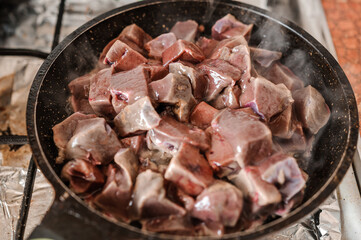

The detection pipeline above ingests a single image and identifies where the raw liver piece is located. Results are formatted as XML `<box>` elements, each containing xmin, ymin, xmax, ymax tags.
<box><xmin>274</xmin><ymin>120</ymin><xmax>308</xmax><ymax>154</ymax></box>
<box><xmin>88</xmin><ymin>68</ymin><xmax>116</xmax><ymax>118</ymax></box>
<box><xmin>118</xmin><ymin>24</ymin><xmax>152</xmax><ymax>50</ymax></box>
<box><xmin>228</xmin><ymin>167</ymin><xmax>281</xmax><ymax>214</ymax></box>
<box><xmin>103</xmin><ymin>40</ymin><xmax>147</xmax><ymax>72</ymax></box>
<box><xmin>194</xmin><ymin>222</ymin><xmax>224</xmax><ymax>237</ymax></box>
<box><xmin>120</xmin><ymin>135</ymin><xmax>144</xmax><ymax>155</ymax></box>
<box><xmin>240</xmin><ymin>76</ymin><xmax>294</xmax><ymax>121</ymax></box>
<box><xmin>293</xmin><ymin>85</ymin><xmax>330</xmax><ymax>134</ymax></box>
<box><xmin>209</xmin><ymin>36</ymin><xmax>248</xmax><ymax>59</ymax></box>
<box><xmin>93</xmin><ymin>164</ymin><xmax>133</xmax><ymax>222</ymax></box>
<box><xmin>147</xmin><ymin>115</ymin><xmax>210</xmax><ymax>154</ymax></box>
<box><xmin>216</xmin><ymin>44</ymin><xmax>251</xmax><ymax>82</ymax></box>
<box><xmin>258</xmin><ymin>153</ymin><xmax>306</xmax><ymax>202</ymax></box>
<box><xmin>52</xmin><ymin>112</ymin><xmax>96</xmax><ymax>163</ymax></box>
<box><xmin>261</xmin><ymin>63</ymin><xmax>304</xmax><ymax>91</ymax></box>
<box><xmin>110</xmin><ymin>65</ymin><xmax>149</xmax><ymax>114</ymax></box>
<box><xmin>140</xmin><ymin>60</ymin><xmax>168</xmax><ymax>81</ymax></box>
<box><xmin>250</xmin><ymin>47</ymin><xmax>282</xmax><ymax>68</ymax></box>
<box><xmin>211</xmin><ymin>108</ymin><xmax>273</xmax><ymax>167</ymax></box>
<box><xmin>132</xmin><ymin>169</ymin><xmax>186</xmax><ymax>219</ymax></box>
<box><xmin>142</xmin><ymin>215</ymin><xmax>193</xmax><ymax>235</ymax></box>
<box><xmin>191</xmin><ymin>180</ymin><xmax>243</xmax><ymax>227</ymax></box>
<box><xmin>65</xmin><ymin>118</ymin><xmax>122</xmax><ymax>165</ymax></box>
<box><xmin>197</xmin><ymin>59</ymin><xmax>242</xmax><ymax>101</ymax></box>
<box><xmin>114</xmin><ymin>97</ymin><xmax>161</xmax><ymax>137</ymax></box>
<box><xmin>149</xmin><ymin>73</ymin><xmax>196</xmax><ymax>122</ymax></box>
<box><xmin>171</xmin><ymin>20</ymin><xmax>199</xmax><ymax>43</ymax></box>
<box><xmin>162</xmin><ymin>39</ymin><xmax>205</xmax><ymax>66</ymax></box>
<box><xmin>164</xmin><ymin>143</ymin><xmax>214</xmax><ymax>196</ymax></box>
<box><xmin>196</xmin><ymin>37</ymin><xmax>219</xmax><ymax>58</ymax></box>
<box><xmin>61</xmin><ymin>159</ymin><xmax>104</xmax><ymax>194</ymax></box>
<box><xmin>99</xmin><ymin>24</ymin><xmax>151</xmax><ymax>61</ymax></box>
<box><xmin>205</xmin><ymin>128</ymin><xmax>240</xmax><ymax>178</ymax></box>
<box><xmin>68</xmin><ymin>73</ymin><xmax>94</xmax><ymax>113</ymax></box>
<box><xmin>145</xmin><ymin>32</ymin><xmax>177</xmax><ymax>59</ymax></box>
<box><xmin>190</xmin><ymin>101</ymin><xmax>219</xmax><ymax>129</ymax></box>
<box><xmin>212</xmin><ymin>14</ymin><xmax>253</xmax><ymax>41</ymax></box>
<box><xmin>114</xmin><ymin>148</ymin><xmax>139</xmax><ymax>183</ymax></box>
<box><xmin>210</xmin><ymin>85</ymin><xmax>242</xmax><ymax>109</ymax></box>
<box><xmin>268</xmin><ymin>104</ymin><xmax>296</xmax><ymax>139</ymax></box>
<box><xmin>169</xmin><ymin>61</ymin><xmax>207</xmax><ymax>100</ymax></box>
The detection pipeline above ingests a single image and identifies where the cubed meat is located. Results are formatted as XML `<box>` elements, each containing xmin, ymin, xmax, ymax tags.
<box><xmin>93</xmin><ymin>164</ymin><xmax>133</xmax><ymax>222</ymax></box>
<box><xmin>162</xmin><ymin>39</ymin><xmax>205</xmax><ymax>66</ymax></box>
<box><xmin>261</xmin><ymin>63</ymin><xmax>304</xmax><ymax>91</ymax></box>
<box><xmin>274</xmin><ymin>120</ymin><xmax>308</xmax><ymax>154</ymax></box>
<box><xmin>268</xmin><ymin>104</ymin><xmax>296</xmax><ymax>139</ymax></box>
<box><xmin>88</xmin><ymin>68</ymin><xmax>116</xmax><ymax>118</ymax></box>
<box><xmin>138</xmin><ymin>147</ymin><xmax>172</xmax><ymax>174</ymax></box>
<box><xmin>52</xmin><ymin>112</ymin><xmax>96</xmax><ymax>163</ymax></box>
<box><xmin>195</xmin><ymin>222</ymin><xmax>224</xmax><ymax>237</ymax></box>
<box><xmin>147</xmin><ymin>115</ymin><xmax>210</xmax><ymax>154</ymax></box>
<box><xmin>169</xmin><ymin>61</ymin><xmax>207</xmax><ymax>100</ymax></box>
<box><xmin>176</xmin><ymin>189</ymin><xmax>195</xmax><ymax>211</ymax></box>
<box><xmin>240</xmin><ymin>76</ymin><xmax>294</xmax><ymax>120</ymax></box>
<box><xmin>149</xmin><ymin>73</ymin><xmax>196</xmax><ymax>122</ymax></box>
<box><xmin>65</xmin><ymin>118</ymin><xmax>122</xmax><ymax>165</ymax></box>
<box><xmin>99</xmin><ymin>24</ymin><xmax>151</xmax><ymax>62</ymax></box>
<box><xmin>114</xmin><ymin>97</ymin><xmax>161</xmax><ymax>137</ymax></box>
<box><xmin>191</xmin><ymin>180</ymin><xmax>243</xmax><ymax>227</ymax></box>
<box><xmin>205</xmin><ymin>128</ymin><xmax>240</xmax><ymax>178</ymax></box>
<box><xmin>258</xmin><ymin>153</ymin><xmax>306</xmax><ymax>202</ymax></box>
<box><xmin>216</xmin><ymin>44</ymin><xmax>251</xmax><ymax>82</ymax></box>
<box><xmin>210</xmin><ymin>85</ymin><xmax>242</xmax><ymax>109</ymax></box>
<box><xmin>110</xmin><ymin>65</ymin><xmax>149</xmax><ymax>113</ymax></box>
<box><xmin>140</xmin><ymin>59</ymin><xmax>168</xmax><ymax>81</ymax></box>
<box><xmin>250</xmin><ymin>47</ymin><xmax>282</xmax><ymax>68</ymax></box>
<box><xmin>145</xmin><ymin>32</ymin><xmax>177</xmax><ymax>59</ymax></box>
<box><xmin>118</xmin><ymin>23</ymin><xmax>152</xmax><ymax>50</ymax></box>
<box><xmin>103</xmin><ymin>40</ymin><xmax>147</xmax><ymax>72</ymax></box>
<box><xmin>114</xmin><ymin>148</ymin><xmax>139</xmax><ymax>183</ymax></box>
<box><xmin>197</xmin><ymin>59</ymin><xmax>242</xmax><ymax>101</ymax></box>
<box><xmin>190</xmin><ymin>101</ymin><xmax>219</xmax><ymax>129</ymax></box>
<box><xmin>196</xmin><ymin>37</ymin><xmax>219</xmax><ymax>58</ymax></box>
<box><xmin>275</xmin><ymin>189</ymin><xmax>304</xmax><ymax>216</ymax></box>
<box><xmin>68</xmin><ymin>73</ymin><xmax>94</xmax><ymax>113</ymax></box>
<box><xmin>99</xmin><ymin>38</ymin><xmax>117</xmax><ymax>64</ymax></box>
<box><xmin>132</xmin><ymin>169</ymin><xmax>186</xmax><ymax>219</ymax></box>
<box><xmin>293</xmin><ymin>85</ymin><xmax>330</xmax><ymax>134</ymax></box>
<box><xmin>211</xmin><ymin>108</ymin><xmax>273</xmax><ymax>167</ymax></box>
<box><xmin>120</xmin><ymin>135</ymin><xmax>144</xmax><ymax>155</ymax></box>
<box><xmin>209</xmin><ymin>36</ymin><xmax>248</xmax><ymax>59</ymax></box>
<box><xmin>212</xmin><ymin>14</ymin><xmax>253</xmax><ymax>41</ymax></box>
<box><xmin>228</xmin><ymin>167</ymin><xmax>282</xmax><ymax>214</ymax></box>
<box><xmin>142</xmin><ymin>216</ymin><xmax>193</xmax><ymax>235</ymax></box>
<box><xmin>164</xmin><ymin>143</ymin><xmax>214</xmax><ymax>196</ymax></box>
<box><xmin>61</xmin><ymin>159</ymin><xmax>104</xmax><ymax>194</ymax></box>
<box><xmin>170</xmin><ymin>20</ymin><xmax>199</xmax><ymax>42</ymax></box>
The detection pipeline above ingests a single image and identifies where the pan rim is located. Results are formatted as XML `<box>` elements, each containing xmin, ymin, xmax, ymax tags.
<box><xmin>26</xmin><ymin>0</ymin><xmax>359</xmax><ymax>239</ymax></box>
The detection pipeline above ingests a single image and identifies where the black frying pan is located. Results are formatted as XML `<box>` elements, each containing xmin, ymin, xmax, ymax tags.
<box><xmin>26</xmin><ymin>0</ymin><xmax>359</xmax><ymax>239</ymax></box>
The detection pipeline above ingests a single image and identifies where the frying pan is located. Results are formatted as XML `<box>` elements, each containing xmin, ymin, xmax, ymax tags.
<box><xmin>26</xmin><ymin>0</ymin><xmax>359</xmax><ymax>239</ymax></box>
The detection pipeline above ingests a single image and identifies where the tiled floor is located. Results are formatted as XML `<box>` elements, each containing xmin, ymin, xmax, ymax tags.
<box><xmin>322</xmin><ymin>0</ymin><xmax>361</xmax><ymax>131</ymax></box>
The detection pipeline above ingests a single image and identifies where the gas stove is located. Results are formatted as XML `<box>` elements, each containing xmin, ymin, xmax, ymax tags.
<box><xmin>0</xmin><ymin>0</ymin><xmax>360</xmax><ymax>239</ymax></box>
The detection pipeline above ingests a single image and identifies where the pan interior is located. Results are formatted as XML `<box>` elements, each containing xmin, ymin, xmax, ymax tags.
<box><xmin>30</xmin><ymin>0</ymin><xmax>355</xmax><ymax>237</ymax></box>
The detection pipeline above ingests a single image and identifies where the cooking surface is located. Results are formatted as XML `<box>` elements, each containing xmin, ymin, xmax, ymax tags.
<box><xmin>0</xmin><ymin>0</ymin><xmax>360</xmax><ymax>239</ymax></box>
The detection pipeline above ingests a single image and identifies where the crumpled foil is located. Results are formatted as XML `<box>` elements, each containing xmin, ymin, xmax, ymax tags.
<box><xmin>0</xmin><ymin>167</ymin><xmax>54</xmax><ymax>240</ymax></box>
<box><xmin>0</xmin><ymin>0</ymin><xmax>344</xmax><ymax>239</ymax></box>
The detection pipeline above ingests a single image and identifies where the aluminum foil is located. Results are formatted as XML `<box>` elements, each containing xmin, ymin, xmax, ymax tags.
<box><xmin>0</xmin><ymin>0</ymin><xmax>344</xmax><ymax>239</ymax></box>
<box><xmin>0</xmin><ymin>167</ymin><xmax>54</xmax><ymax>240</ymax></box>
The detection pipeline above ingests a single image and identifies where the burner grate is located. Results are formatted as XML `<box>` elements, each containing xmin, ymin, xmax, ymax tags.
<box><xmin>0</xmin><ymin>0</ymin><xmax>66</xmax><ymax>239</ymax></box>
